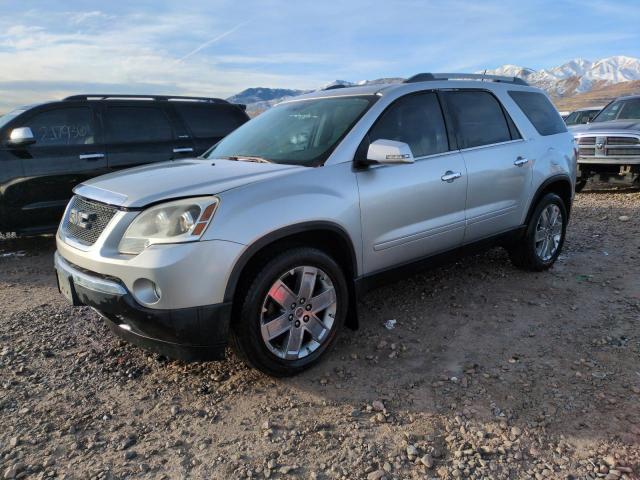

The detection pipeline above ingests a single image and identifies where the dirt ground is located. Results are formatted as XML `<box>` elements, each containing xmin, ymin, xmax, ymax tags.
<box><xmin>1</xmin><ymin>185</ymin><xmax>639</xmax><ymax>480</ymax></box>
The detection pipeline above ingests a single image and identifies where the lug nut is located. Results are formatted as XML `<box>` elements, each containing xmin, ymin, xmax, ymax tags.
<box><xmin>299</xmin><ymin>298</ymin><xmax>306</xmax><ymax>304</ymax></box>
<box><xmin>294</xmin><ymin>320</ymin><xmax>301</xmax><ymax>328</ymax></box>
<box><xmin>291</xmin><ymin>303</ymin><xmax>296</xmax><ymax>309</ymax></box>
<box><xmin>305</xmin><ymin>304</ymin><xmax>312</xmax><ymax>311</ymax></box>
<box><xmin>288</xmin><ymin>314</ymin><xmax>294</xmax><ymax>321</ymax></box>
<box><xmin>303</xmin><ymin>315</ymin><xmax>309</xmax><ymax>322</ymax></box>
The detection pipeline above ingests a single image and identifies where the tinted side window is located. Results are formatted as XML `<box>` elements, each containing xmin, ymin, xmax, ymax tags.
<box><xmin>444</xmin><ymin>91</ymin><xmax>512</xmax><ymax>149</ymax></box>
<box><xmin>508</xmin><ymin>91</ymin><xmax>567</xmax><ymax>136</ymax></box>
<box><xmin>105</xmin><ymin>107</ymin><xmax>173</xmax><ymax>143</ymax></box>
<box><xmin>23</xmin><ymin>107</ymin><xmax>95</xmax><ymax>146</ymax></box>
<box><xmin>174</xmin><ymin>104</ymin><xmax>247</xmax><ymax>138</ymax></box>
<box><xmin>369</xmin><ymin>92</ymin><xmax>448</xmax><ymax>158</ymax></box>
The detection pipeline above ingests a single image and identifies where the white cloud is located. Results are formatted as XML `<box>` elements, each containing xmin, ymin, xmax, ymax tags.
<box><xmin>0</xmin><ymin>12</ymin><xmax>324</xmax><ymax>111</ymax></box>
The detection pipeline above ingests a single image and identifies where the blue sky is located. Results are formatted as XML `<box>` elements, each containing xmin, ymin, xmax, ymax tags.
<box><xmin>1</xmin><ymin>0</ymin><xmax>639</xmax><ymax>111</ymax></box>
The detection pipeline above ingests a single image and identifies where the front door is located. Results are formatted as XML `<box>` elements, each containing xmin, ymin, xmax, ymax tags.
<box><xmin>2</xmin><ymin>105</ymin><xmax>107</xmax><ymax>232</ymax></box>
<box><xmin>356</xmin><ymin>92</ymin><xmax>468</xmax><ymax>274</ymax></box>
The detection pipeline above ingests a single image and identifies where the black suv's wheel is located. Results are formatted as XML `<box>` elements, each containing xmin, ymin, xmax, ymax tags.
<box><xmin>508</xmin><ymin>193</ymin><xmax>568</xmax><ymax>271</ymax></box>
<box><xmin>230</xmin><ymin>247</ymin><xmax>348</xmax><ymax>377</ymax></box>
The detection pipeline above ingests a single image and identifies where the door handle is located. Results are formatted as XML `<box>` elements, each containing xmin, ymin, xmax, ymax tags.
<box><xmin>441</xmin><ymin>171</ymin><xmax>462</xmax><ymax>183</ymax></box>
<box><xmin>514</xmin><ymin>156</ymin><xmax>529</xmax><ymax>166</ymax></box>
<box><xmin>173</xmin><ymin>147</ymin><xmax>194</xmax><ymax>154</ymax></box>
<box><xmin>79</xmin><ymin>153</ymin><xmax>105</xmax><ymax>161</ymax></box>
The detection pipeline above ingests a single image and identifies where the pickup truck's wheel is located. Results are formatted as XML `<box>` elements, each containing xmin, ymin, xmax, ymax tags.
<box><xmin>508</xmin><ymin>193</ymin><xmax>567</xmax><ymax>271</ymax></box>
<box><xmin>231</xmin><ymin>247</ymin><xmax>348</xmax><ymax>377</ymax></box>
<box><xmin>575</xmin><ymin>178</ymin><xmax>587</xmax><ymax>193</ymax></box>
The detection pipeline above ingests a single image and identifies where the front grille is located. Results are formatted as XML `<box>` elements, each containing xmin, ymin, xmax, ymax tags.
<box><xmin>61</xmin><ymin>196</ymin><xmax>118</xmax><ymax>246</ymax></box>
<box><xmin>577</xmin><ymin>135</ymin><xmax>640</xmax><ymax>159</ymax></box>
<box><xmin>579</xmin><ymin>147</ymin><xmax>595</xmax><ymax>156</ymax></box>
<box><xmin>607</xmin><ymin>148</ymin><xmax>639</xmax><ymax>156</ymax></box>
<box><xmin>607</xmin><ymin>136</ymin><xmax>639</xmax><ymax>146</ymax></box>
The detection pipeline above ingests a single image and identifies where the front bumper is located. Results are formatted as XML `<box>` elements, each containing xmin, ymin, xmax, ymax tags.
<box><xmin>577</xmin><ymin>156</ymin><xmax>640</xmax><ymax>165</ymax></box>
<box><xmin>55</xmin><ymin>252</ymin><xmax>232</xmax><ymax>361</ymax></box>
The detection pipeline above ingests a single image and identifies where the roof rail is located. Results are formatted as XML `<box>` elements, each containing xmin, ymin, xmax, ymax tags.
<box><xmin>63</xmin><ymin>94</ymin><xmax>230</xmax><ymax>104</ymax></box>
<box><xmin>404</xmin><ymin>73</ymin><xmax>528</xmax><ymax>86</ymax></box>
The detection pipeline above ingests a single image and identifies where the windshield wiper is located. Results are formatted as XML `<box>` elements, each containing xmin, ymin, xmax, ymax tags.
<box><xmin>214</xmin><ymin>155</ymin><xmax>271</xmax><ymax>164</ymax></box>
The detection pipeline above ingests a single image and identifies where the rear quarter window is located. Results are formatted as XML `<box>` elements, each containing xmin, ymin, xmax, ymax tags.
<box><xmin>175</xmin><ymin>104</ymin><xmax>248</xmax><ymax>139</ymax></box>
<box><xmin>508</xmin><ymin>91</ymin><xmax>567</xmax><ymax>136</ymax></box>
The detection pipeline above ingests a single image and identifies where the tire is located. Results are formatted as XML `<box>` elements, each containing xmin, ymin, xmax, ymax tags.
<box><xmin>230</xmin><ymin>247</ymin><xmax>348</xmax><ymax>377</ymax></box>
<box><xmin>508</xmin><ymin>193</ymin><xmax>568</xmax><ymax>271</ymax></box>
<box><xmin>575</xmin><ymin>178</ymin><xmax>587</xmax><ymax>193</ymax></box>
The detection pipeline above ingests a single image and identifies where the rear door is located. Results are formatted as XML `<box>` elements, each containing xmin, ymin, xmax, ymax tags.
<box><xmin>103</xmin><ymin>104</ymin><xmax>180</xmax><ymax>169</ymax></box>
<box><xmin>357</xmin><ymin>91</ymin><xmax>468</xmax><ymax>274</ymax></box>
<box><xmin>1</xmin><ymin>104</ymin><xmax>107</xmax><ymax>231</ymax></box>
<box><xmin>173</xmin><ymin>103</ymin><xmax>249</xmax><ymax>155</ymax></box>
<box><xmin>442</xmin><ymin>90</ymin><xmax>532</xmax><ymax>243</ymax></box>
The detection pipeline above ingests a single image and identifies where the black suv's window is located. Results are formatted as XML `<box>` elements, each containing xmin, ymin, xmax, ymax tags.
<box><xmin>444</xmin><ymin>91</ymin><xmax>513</xmax><ymax>149</ymax></box>
<box><xmin>23</xmin><ymin>107</ymin><xmax>95</xmax><ymax>146</ymax></box>
<box><xmin>508</xmin><ymin>91</ymin><xmax>567</xmax><ymax>135</ymax></box>
<box><xmin>105</xmin><ymin>106</ymin><xmax>173</xmax><ymax>143</ymax></box>
<box><xmin>0</xmin><ymin>109</ymin><xmax>25</xmax><ymax>130</ymax></box>
<box><xmin>174</xmin><ymin>104</ymin><xmax>247</xmax><ymax>139</ymax></box>
<box><xmin>369</xmin><ymin>92</ymin><xmax>449</xmax><ymax>157</ymax></box>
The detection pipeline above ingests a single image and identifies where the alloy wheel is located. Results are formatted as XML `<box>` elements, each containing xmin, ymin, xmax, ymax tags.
<box><xmin>534</xmin><ymin>204</ymin><xmax>563</xmax><ymax>261</ymax></box>
<box><xmin>260</xmin><ymin>266</ymin><xmax>337</xmax><ymax>360</ymax></box>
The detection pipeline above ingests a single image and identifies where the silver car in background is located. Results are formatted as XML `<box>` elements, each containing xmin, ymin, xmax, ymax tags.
<box><xmin>55</xmin><ymin>73</ymin><xmax>576</xmax><ymax>376</ymax></box>
<box><xmin>564</xmin><ymin>105</ymin><xmax>604</xmax><ymax>126</ymax></box>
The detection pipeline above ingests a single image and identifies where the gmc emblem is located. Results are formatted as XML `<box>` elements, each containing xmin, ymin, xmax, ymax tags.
<box><xmin>69</xmin><ymin>208</ymin><xmax>97</xmax><ymax>230</ymax></box>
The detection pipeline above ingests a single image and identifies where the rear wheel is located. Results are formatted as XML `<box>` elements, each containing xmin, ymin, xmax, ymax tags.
<box><xmin>230</xmin><ymin>247</ymin><xmax>348</xmax><ymax>377</ymax></box>
<box><xmin>508</xmin><ymin>193</ymin><xmax>567</xmax><ymax>271</ymax></box>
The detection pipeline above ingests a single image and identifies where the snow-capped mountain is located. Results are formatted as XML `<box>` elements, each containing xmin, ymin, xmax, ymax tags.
<box><xmin>229</xmin><ymin>56</ymin><xmax>640</xmax><ymax>113</ymax></box>
<box><xmin>227</xmin><ymin>87</ymin><xmax>306</xmax><ymax>105</ymax></box>
<box><xmin>484</xmin><ymin>56</ymin><xmax>640</xmax><ymax>97</ymax></box>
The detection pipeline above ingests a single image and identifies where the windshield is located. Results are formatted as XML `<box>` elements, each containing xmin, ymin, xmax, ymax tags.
<box><xmin>0</xmin><ymin>109</ymin><xmax>25</xmax><ymax>130</ymax></box>
<box><xmin>565</xmin><ymin>109</ymin><xmax>598</xmax><ymax>125</ymax></box>
<box><xmin>205</xmin><ymin>95</ymin><xmax>376</xmax><ymax>166</ymax></box>
<box><xmin>593</xmin><ymin>98</ymin><xmax>640</xmax><ymax>122</ymax></box>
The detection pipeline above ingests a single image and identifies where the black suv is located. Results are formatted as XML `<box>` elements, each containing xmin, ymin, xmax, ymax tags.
<box><xmin>0</xmin><ymin>94</ymin><xmax>249</xmax><ymax>235</ymax></box>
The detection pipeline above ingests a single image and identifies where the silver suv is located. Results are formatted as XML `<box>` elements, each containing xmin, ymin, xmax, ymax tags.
<box><xmin>55</xmin><ymin>73</ymin><xmax>576</xmax><ymax>376</ymax></box>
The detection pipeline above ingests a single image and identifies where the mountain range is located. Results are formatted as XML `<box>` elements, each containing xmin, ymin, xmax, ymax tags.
<box><xmin>228</xmin><ymin>56</ymin><xmax>640</xmax><ymax>113</ymax></box>
<box><xmin>483</xmin><ymin>55</ymin><xmax>640</xmax><ymax>97</ymax></box>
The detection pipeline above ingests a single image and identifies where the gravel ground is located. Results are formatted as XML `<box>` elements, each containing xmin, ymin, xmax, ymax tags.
<box><xmin>1</xmin><ymin>186</ymin><xmax>639</xmax><ymax>480</ymax></box>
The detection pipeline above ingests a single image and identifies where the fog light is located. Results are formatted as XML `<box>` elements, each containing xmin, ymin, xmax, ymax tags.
<box><xmin>132</xmin><ymin>278</ymin><xmax>161</xmax><ymax>305</ymax></box>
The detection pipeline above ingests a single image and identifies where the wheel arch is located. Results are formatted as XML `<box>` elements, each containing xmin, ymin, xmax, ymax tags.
<box><xmin>224</xmin><ymin>222</ymin><xmax>360</xmax><ymax>329</ymax></box>
<box><xmin>525</xmin><ymin>175</ymin><xmax>573</xmax><ymax>225</ymax></box>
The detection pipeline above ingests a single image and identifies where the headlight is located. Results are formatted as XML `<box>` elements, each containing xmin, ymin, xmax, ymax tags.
<box><xmin>118</xmin><ymin>197</ymin><xmax>219</xmax><ymax>254</ymax></box>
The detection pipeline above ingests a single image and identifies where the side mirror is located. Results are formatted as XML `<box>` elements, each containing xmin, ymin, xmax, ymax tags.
<box><xmin>366</xmin><ymin>139</ymin><xmax>414</xmax><ymax>165</ymax></box>
<box><xmin>8</xmin><ymin>127</ymin><xmax>36</xmax><ymax>147</ymax></box>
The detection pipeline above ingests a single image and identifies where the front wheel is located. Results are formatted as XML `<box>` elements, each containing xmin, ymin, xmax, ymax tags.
<box><xmin>508</xmin><ymin>193</ymin><xmax>567</xmax><ymax>271</ymax></box>
<box><xmin>230</xmin><ymin>247</ymin><xmax>348</xmax><ymax>377</ymax></box>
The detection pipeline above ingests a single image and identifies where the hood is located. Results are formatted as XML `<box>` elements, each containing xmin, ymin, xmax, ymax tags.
<box><xmin>74</xmin><ymin>158</ymin><xmax>304</xmax><ymax>208</ymax></box>
<box><xmin>570</xmin><ymin>119</ymin><xmax>640</xmax><ymax>135</ymax></box>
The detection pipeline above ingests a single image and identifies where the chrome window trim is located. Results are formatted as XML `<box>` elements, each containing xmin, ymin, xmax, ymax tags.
<box><xmin>458</xmin><ymin>138</ymin><xmax>526</xmax><ymax>154</ymax></box>
<box><xmin>364</xmin><ymin>149</ymin><xmax>461</xmax><ymax>170</ymax></box>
